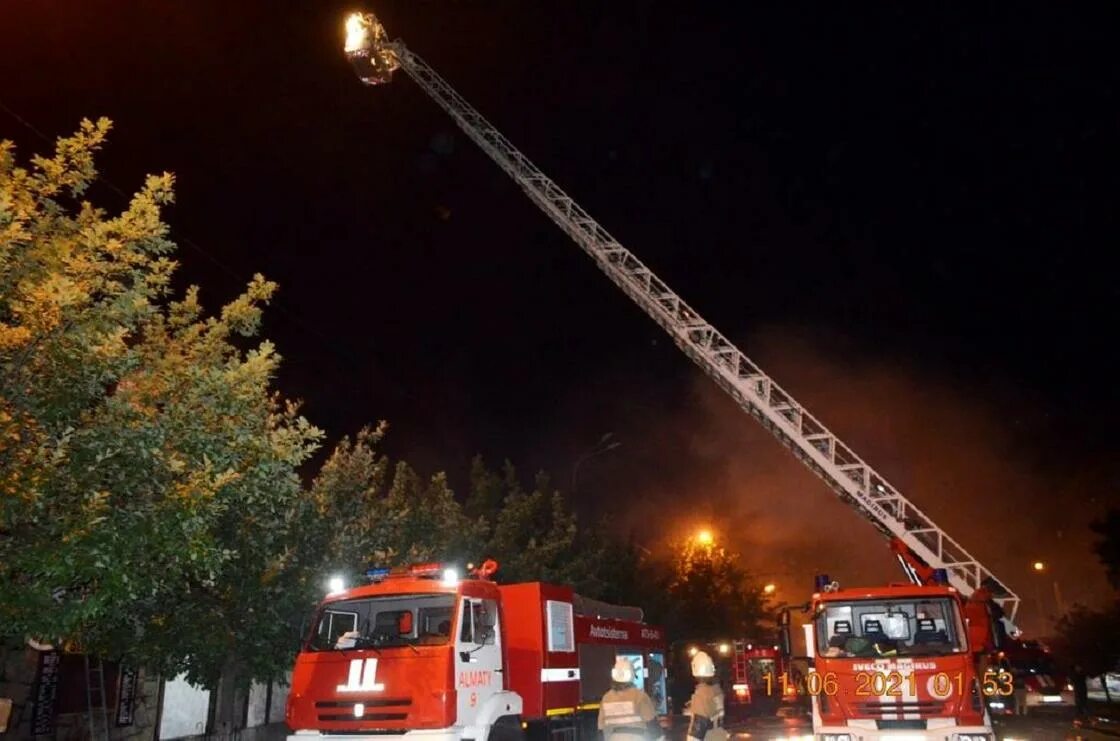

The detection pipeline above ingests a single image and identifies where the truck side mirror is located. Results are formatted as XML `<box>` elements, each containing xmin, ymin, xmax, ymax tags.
<box><xmin>779</xmin><ymin>609</ymin><xmax>792</xmax><ymax>657</ymax></box>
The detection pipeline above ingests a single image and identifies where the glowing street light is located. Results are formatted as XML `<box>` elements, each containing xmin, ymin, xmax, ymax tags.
<box><xmin>763</xmin><ymin>583</ymin><xmax>777</xmax><ymax>595</ymax></box>
<box><xmin>695</xmin><ymin>529</ymin><xmax>714</xmax><ymax>546</ymax></box>
<box><xmin>718</xmin><ymin>643</ymin><xmax>731</xmax><ymax>656</ymax></box>
<box><xmin>687</xmin><ymin>646</ymin><xmax>699</xmax><ymax>657</ymax></box>
<box><xmin>328</xmin><ymin>575</ymin><xmax>345</xmax><ymax>595</ymax></box>
<box><xmin>1032</xmin><ymin>561</ymin><xmax>1045</xmax><ymax>572</ymax></box>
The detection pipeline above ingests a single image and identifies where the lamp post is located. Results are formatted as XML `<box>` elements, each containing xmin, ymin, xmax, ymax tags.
<box><xmin>1031</xmin><ymin>561</ymin><xmax>1047</xmax><ymax>628</ymax></box>
<box><xmin>756</xmin><ymin>570</ymin><xmax>796</xmax><ymax>598</ymax></box>
<box><xmin>1053</xmin><ymin>580</ymin><xmax>1066</xmax><ymax>616</ymax></box>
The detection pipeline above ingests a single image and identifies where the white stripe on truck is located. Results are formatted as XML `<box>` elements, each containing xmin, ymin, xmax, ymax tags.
<box><xmin>541</xmin><ymin>667</ymin><xmax>581</xmax><ymax>682</ymax></box>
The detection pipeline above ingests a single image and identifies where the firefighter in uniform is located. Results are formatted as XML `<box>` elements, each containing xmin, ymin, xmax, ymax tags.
<box><xmin>685</xmin><ymin>651</ymin><xmax>727</xmax><ymax>741</ymax></box>
<box><xmin>598</xmin><ymin>657</ymin><xmax>661</xmax><ymax>741</ymax></box>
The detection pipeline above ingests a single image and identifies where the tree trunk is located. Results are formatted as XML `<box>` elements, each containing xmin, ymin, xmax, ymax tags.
<box><xmin>211</xmin><ymin>658</ymin><xmax>246</xmax><ymax>740</ymax></box>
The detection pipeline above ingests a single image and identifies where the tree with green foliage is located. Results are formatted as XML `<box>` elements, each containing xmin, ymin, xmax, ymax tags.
<box><xmin>0</xmin><ymin>121</ymin><xmax>325</xmax><ymax>702</ymax></box>
<box><xmin>1052</xmin><ymin>602</ymin><xmax>1120</xmax><ymax>702</ymax></box>
<box><xmin>0</xmin><ymin>120</ymin><xmax>682</xmax><ymax>730</ymax></box>
<box><xmin>464</xmin><ymin>457</ymin><xmax>633</xmax><ymax>598</ymax></box>
<box><xmin>1051</xmin><ymin>511</ymin><xmax>1120</xmax><ymax>702</ymax></box>
<box><xmin>308</xmin><ymin>427</ymin><xmax>486</xmax><ymax>585</ymax></box>
<box><xmin>1091</xmin><ymin>508</ymin><xmax>1120</xmax><ymax>592</ymax></box>
<box><xmin>464</xmin><ymin>455</ymin><xmax>507</xmax><ymax>523</ymax></box>
<box><xmin>469</xmin><ymin>461</ymin><xmax>581</xmax><ymax>582</ymax></box>
<box><xmin>651</xmin><ymin>535</ymin><xmax>772</xmax><ymax>641</ymax></box>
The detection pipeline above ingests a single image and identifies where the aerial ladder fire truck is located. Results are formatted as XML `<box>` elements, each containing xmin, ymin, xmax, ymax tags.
<box><xmin>285</xmin><ymin>11</ymin><xmax>1026</xmax><ymax>741</ymax></box>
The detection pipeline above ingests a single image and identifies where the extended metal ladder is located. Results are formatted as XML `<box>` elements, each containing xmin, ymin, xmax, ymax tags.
<box><xmin>345</xmin><ymin>12</ymin><xmax>1021</xmax><ymax>619</ymax></box>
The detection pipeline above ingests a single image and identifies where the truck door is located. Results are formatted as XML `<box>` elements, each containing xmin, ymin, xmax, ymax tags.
<box><xmin>455</xmin><ymin>597</ymin><xmax>502</xmax><ymax>726</ymax></box>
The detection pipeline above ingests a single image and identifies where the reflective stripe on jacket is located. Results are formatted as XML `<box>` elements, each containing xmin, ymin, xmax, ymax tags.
<box><xmin>599</xmin><ymin>687</ymin><xmax>657</xmax><ymax>741</ymax></box>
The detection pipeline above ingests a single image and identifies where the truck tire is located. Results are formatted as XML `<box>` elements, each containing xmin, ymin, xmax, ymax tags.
<box><xmin>490</xmin><ymin>715</ymin><xmax>525</xmax><ymax>741</ymax></box>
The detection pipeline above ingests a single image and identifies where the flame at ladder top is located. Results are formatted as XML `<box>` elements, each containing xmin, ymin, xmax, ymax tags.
<box><xmin>345</xmin><ymin>13</ymin><xmax>370</xmax><ymax>53</ymax></box>
<box><xmin>343</xmin><ymin>12</ymin><xmax>401</xmax><ymax>85</ymax></box>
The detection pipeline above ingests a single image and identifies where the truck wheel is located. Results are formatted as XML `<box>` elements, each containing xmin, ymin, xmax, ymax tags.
<box><xmin>490</xmin><ymin>716</ymin><xmax>525</xmax><ymax>741</ymax></box>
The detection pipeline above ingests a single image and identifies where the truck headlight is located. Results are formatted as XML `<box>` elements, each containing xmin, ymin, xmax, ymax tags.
<box><xmin>823</xmin><ymin>735</ymin><xmax>852</xmax><ymax>741</ymax></box>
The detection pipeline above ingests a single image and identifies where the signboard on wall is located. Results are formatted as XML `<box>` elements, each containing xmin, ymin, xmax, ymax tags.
<box><xmin>575</xmin><ymin>616</ymin><xmax>665</xmax><ymax>648</ymax></box>
<box><xmin>30</xmin><ymin>650</ymin><xmax>61</xmax><ymax>735</ymax></box>
<box><xmin>116</xmin><ymin>666</ymin><xmax>138</xmax><ymax>726</ymax></box>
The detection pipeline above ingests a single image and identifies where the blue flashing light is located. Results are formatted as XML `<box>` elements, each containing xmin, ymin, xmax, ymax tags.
<box><xmin>366</xmin><ymin>567</ymin><xmax>391</xmax><ymax>580</ymax></box>
<box><xmin>813</xmin><ymin>574</ymin><xmax>831</xmax><ymax>592</ymax></box>
<box><xmin>931</xmin><ymin>568</ymin><xmax>949</xmax><ymax>585</ymax></box>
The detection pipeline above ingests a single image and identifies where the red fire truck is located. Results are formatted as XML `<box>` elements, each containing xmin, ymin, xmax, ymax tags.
<box><xmin>781</xmin><ymin>578</ymin><xmax>999</xmax><ymax>739</ymax></box>
<box><xmin>727</xmin><ymin>640</ymin><xmax>798</xmax><ymax>714</ymax></box>
<box><xmin>286</xmin><ymin>562</ymin><xmax>667</xmax><ymax>741</ymax></box>
<box><xmin>986</xmin><ymin>639</ymin><xmax>1073</xmax><ymax>716</ymax></box>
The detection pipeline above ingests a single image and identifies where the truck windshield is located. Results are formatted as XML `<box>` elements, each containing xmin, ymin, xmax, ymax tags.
<box><xmin>307</xmin><ymin>593</ymin><xmax>456</xmax><ymax>651</ymax></box>
<box><xmin>816</xmin><ymin>597</ymin><xmax>965</xmax><ymax>658</ymax></box>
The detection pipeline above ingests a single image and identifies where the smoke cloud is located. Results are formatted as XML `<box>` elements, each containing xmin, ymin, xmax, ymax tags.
<box><xmin>609</xmin><ymin>325</ymin><xmax>1115</xmax><ymax>635</ymax></box>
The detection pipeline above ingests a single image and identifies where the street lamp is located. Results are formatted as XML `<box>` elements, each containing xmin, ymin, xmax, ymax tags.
<box><xmin>763</xmin><ymin>583</ymin><xmax>777</xmax><ymax>595</ymax></box>
<box><xmin>328</xmin><ymin>576</ymin><xmax>345</xmax><ymax>595</ymax></box>
<box><xmin>1029</xmin><ymin>561</ymin><xmax>1049</xmax><ymax>629</ymax></box>
<box><xmin>695</xmin><ymin>529</ymin><xmax>714</xmax><ymax>546</ymax></box>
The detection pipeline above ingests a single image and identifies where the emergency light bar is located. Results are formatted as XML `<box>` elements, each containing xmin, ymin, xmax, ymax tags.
<box><xmin>364</xmin><ymin>562</ymin><xmax>461</xmax><ymax>581</ymax></box>
<box><xmin>363</xmin><ymin>560</ymin><xmax>497</xmax><ymax>584</ymax></box>
<box><xmin>814</xmin><ymin>574</ymin><xmax>840</xmax><ymax>592</ymax></box>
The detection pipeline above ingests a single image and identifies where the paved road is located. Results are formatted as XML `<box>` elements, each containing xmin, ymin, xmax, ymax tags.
<box><xmin>718</xmin><ymin>708</ymin><xmax>1120</xmax><ymax>739</ymax></box>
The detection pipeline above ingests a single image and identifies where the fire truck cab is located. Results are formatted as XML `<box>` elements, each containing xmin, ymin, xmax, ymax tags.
<box><xmin>286</xmin><ymin>562</ymin><xmax>666</xmax><ymax>741</ymax></box>
<box><xmin>788</xmin><ymin>580</ymin><xmax>995</xmax><ymax>740</ymax></box>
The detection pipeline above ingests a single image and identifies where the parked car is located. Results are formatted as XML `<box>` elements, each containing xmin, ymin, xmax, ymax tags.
<box><xmin>985</xmin><ymin>665</ymin><xmax>1073</xmax><ymax>716</ymax></box>
<box><xmin>1087</xmin><ymin>672</ymin><xmax>1120</xmax><ymax>703</ymax></box>
<box><xmin>1023</xmin><ymin>672</ymin><xmax>1074</xmax><ymax>712</ymax></box>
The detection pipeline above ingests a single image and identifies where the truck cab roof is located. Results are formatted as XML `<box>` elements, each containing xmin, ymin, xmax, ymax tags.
<box><xmin>815</xmin><ymin>583</ymin><xmax>961</xmax><ymax>603</ymax></box>
<box><xmin>323</xmin><ymin>574</ymin><xmax>499</xmax><ymax>605</ymax></box>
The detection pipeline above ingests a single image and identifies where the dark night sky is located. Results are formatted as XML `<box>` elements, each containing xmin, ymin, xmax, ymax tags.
<box><xmin>4</xmin><ymin>1</ymin><xmax>1119</xmax><ymax>633</ymax></box>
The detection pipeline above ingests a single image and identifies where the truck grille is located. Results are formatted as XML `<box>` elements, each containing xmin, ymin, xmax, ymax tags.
<box><xmin>877</xmin><ymin>720</ymin><xmax>927</xmax><ymax>730</ymax></box>
<box><xmin>316</xmin><ymin>697</ymin><xmax>411</xmax><ymax>723</ymax></box>
<box><xmin>853</xmin><ymin>700</ymin><xmax>945</xmax><ymax>717</ymax></box>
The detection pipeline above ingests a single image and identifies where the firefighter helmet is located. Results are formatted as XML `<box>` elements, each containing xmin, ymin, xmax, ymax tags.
<box><xmin>691</xmin><ymin>650</ymin><xmax>716</xmax><ymax>678</ymax></box>
<box><xmin>611</xmin><ymin>657</ymin><xmax>636</xmax><ymax>683</ymax></box>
